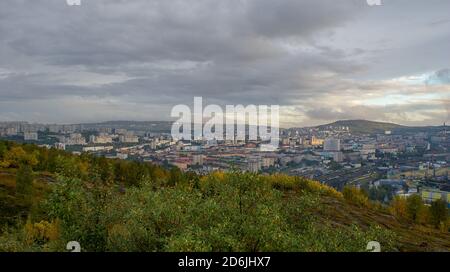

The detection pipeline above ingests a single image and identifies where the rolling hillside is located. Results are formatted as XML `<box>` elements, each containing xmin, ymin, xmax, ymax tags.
<box><xmin>313</xmin><ymin>119</ymin><xmax>446</xmax><ymax>135</ymax></box>
<box><xmin>318</xmin><ymin>120</ymin><xmax>404</xmax><ymax>134</ymax></box>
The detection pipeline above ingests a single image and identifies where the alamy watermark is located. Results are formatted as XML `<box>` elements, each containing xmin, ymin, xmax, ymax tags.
<box><xmin>66</xmin><ymin>240</ymin><xmax>380</xmax><ymax>252</ymax></box>
<box><xmin>66</xmin><ymin>0</ymin><xmax>381</xmax><ymax>7</ymax></box>
<box><xmin>366</xmin><ymin>241</ymin><xmax>381</xmax><ymax>252</ymax></box>
<box><xmin>66</xmin><ymin>0</ymin><xmax>81</xmax><ymax>6</ymax></box>
<box><xmin>367</xmin><ymin>0</ymin><xmax>382</xmax><ymax>6</ymax></box>
<box><xmin>171</xmin><ymin>97</ymin><xmax>280</xmax><ymax>151</ymax></box>
<box><xmin>66</xmin><ymin>241</ymin><xmax>81</xmax><ymax>252</ymax></box>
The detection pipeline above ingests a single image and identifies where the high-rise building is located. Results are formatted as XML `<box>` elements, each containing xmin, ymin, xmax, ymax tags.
<box><xmin>324</xmin><ymin>138</ymin><xmax>341</xmax><ymax>152</ymax></box>
<box><xmin>150</xmin><ymin>140</ymin><xmax>158</xmax><ymax>150</ymax></box>
<box><xmin>332</xmin><ymin>151</ymin><xmax>343</xmax><ymax>163</ymax></box>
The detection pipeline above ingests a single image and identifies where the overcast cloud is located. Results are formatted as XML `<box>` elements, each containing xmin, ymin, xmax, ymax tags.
<box><xmin>0</xmin><ymin>0</ymin><xmax>449</xmax><ymax>127</ymax></box>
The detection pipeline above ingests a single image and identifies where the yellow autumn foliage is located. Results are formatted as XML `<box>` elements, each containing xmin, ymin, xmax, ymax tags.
<box><xmin>343</xmin><ymin>186</ymin><xmax>369</xmax><ymax>207</ymax></box>
<box><xmin>24</xmin><ymin>220</ymin><xmax>59</xmax><ymax>245</ymax></box>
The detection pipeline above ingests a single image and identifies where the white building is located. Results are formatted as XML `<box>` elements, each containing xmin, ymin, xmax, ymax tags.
<box><xmin>150</xmin><ymin>140</ymin><xmax>158</xmax><ymax>150</ymax></box>
<box><xmin>64</xmin><ymin>133</ymin><xmax>87</xmax><ymax>145</ymax></box>
<box><xmin>24</xmin><ymin>132</ymin><xmax>38</xmax><ymax>141</ymax></box>
<box><xmin>89</xmin><ymin>134</ymin><xmax>113</xmax><ymax>144</ymax></box>
<box><xmin>82</xmin><ymin>146</ymin><xmax>114</xmax><ymax>152</ymax></box>
<box><xmin>247</xmin><ymin>157</ymin><xmax>261</xmax><ymax>173</ymax></box>
<box><xmin>361</xmin><ymin>144</ymin><xmax>376</xmax><ymax>156</ymax></box>
<box><xmin>281</xmin><ymin>138</ymin><xmax>290</xmax><ymax>146</ymax></box>
<box><xmin>6</xmin><ymin>127</ymin><xmax>18</xmax><ymax>136</ymax></box>
<box><xmin>192</xmin><ymin>154</ymin><xmax>204</xmax><ymax>166</ymax></box>
<box><xmin>119</xmin><ymin>133</ymin><xmax>139</xmax><ymax>143</ymax></box>
<box><xmin>262</xmin><ymin>157</ymin><xmax>276</xmax><ymax>168</ymax></box>
<box><xmin>116</xmin><ymin>153</ymin><xmax>128</xmax><ymax>160</ymax></box>
<box><xmin>54</xmin><ymin>143</ymin><xmax>66</xmax><ymax>150</ymax></box>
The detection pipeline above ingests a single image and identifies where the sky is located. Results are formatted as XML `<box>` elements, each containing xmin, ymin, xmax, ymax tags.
<box><xmin>0</xmin><ymin>0</ymin><xmax>449</xmax><ymax>127</ymax></box>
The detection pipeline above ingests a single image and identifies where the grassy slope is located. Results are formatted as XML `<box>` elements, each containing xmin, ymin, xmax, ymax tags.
<box><xmin>1</xmin><ymin>170</ymin><xmax>449</xmax><ymax>251</ymax></box>
<box><xmin>316</xmin><ymin>197</ymin><xmax>450</xmax><ymax>252</ymax></box>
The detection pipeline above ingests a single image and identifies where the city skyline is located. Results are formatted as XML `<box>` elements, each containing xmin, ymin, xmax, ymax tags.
<box><xmin>0</xmin><ymin>118</ymin><xmax>448</xmax><ymax>130</ymax></box>
<box><xmin>0</xmin><ymin>0</ymin><xmax>449</xmax><ymax>127</ymax></box>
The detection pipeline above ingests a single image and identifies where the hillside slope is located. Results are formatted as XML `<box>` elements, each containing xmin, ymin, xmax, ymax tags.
<box><xmin>316</xmin><ymin>197</ymin><xmax>450</xmax><ymax>251</ymax></box>
<box><xmin>1</xmin><ymin>171</ymin><xmax>449</xmax><ymax>252</ymax></box>
<box><xmin>318</xmin><ymin>120</ymin><xmax>404</xmax><ymax>134</ymax></box>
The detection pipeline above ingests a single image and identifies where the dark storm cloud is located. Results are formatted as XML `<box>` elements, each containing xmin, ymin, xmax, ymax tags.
<box><xmin>0</xmin><ymin>0</ymin><xmax>449</xmax><ymax>125</ymax></box>
<box><xmin>0</xmin><ymin>0</ymin><xmax>362</xmax><ymax>66</ymax></box>
<box><xmin>0</xmin><ymin>0</ymin><xmax>363</xmax><ymax>104</ymax></box>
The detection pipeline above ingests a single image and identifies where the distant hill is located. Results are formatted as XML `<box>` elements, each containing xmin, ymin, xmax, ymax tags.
<box><xmin>80</xmin><ymin>120</ymin><xmax>173</xmax><ymax>133</ymax></box>
<box><xmin>68</xmin><ymin>119</ymin><xmax>446</xmax><ymax>135</ymax></box>
<box><xmin>64</xmin><ymin>119</ymin><xmax>448</xmax><ymax>137</ymax></box>
<box><xmin>317</xmin><ymin>120</ymin><xmax>405</xmax><ymax>134</ymax></box>
<box><xmin>311</xmin><ymin>119</ymin><xmax>447</xmax><ymax>135</ymax></box>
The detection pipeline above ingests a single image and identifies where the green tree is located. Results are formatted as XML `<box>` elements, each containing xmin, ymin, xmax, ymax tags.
<box><xmin>3</xmin><ymin>146</ymin><xmax>38</xmax><ymax>168</ymax></box>
<box><xmin>45</xmin><ymin>177</ymin><xmax>111</xmax><ymax>252</ymax></box>
<box><xmin>369</xmin><ymin>185</ymin><xmax>394</xmax><ymax>202</ymax></box>
<box><xmin>406</xmin><ymin>195</ymin><xmax>424</xmax><ymax>222</ymax></box>
<box><xmin>97</xmin><ymin>157</ymin><xmax>114</xmax><ymax>183</ymax></box>
<box><xmin>390</xmin><ymin>196</ymin><xmax>408</xmax><ymax>219</ymax></box>
<box><xmin>0</xmin><ymin>141</ymin><xmax>7</xmax><ymax>159</ymax></box>
<box><xmin>343</xmin><ymin>186</ymin><xmax>369</xmax><ymax>207</ymax></box>
<box><xmin>168</xmin><ymin>167</ymin><xmax>183</xmax><ymax>186</ymax></box>
<box><xmin>16</xmin><ymin>164</ymin><xmax>34</xmax><ymax>197</ymax></box>
<box><xmin>429</xmin><ymin>199</ymin><xmax>448</xmax><ymax>229</ymax></box>
<box><xmin>0</xmin><ymin>142</ymin><xmax>8</xmax><ymax>168</ymax></box>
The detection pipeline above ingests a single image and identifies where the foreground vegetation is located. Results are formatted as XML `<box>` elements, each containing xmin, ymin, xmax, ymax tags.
<box><xmin>0</xmin><ymin>140</ymin><xmax>448</xmax><ymax>252</ymax></box>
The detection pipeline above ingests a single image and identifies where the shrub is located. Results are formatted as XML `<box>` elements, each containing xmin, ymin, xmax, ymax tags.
<box><xmin>15</xmin><ymin>164</ymin><xmax>34</xmax><ymax>198</ymax></box>
<box><xmin>429</xmin><ymin>200</ymin><xmax>448</xmax><ymax>229</ymax></box>
<box><xmin>343</xmin><ymin>186</ymin><xmax>369</xmax><ymax>207</ymax></box>
<box><xmin>390</xmin><ymin>196</ymin><xmax>408</xmax><ymax>219</ymax></box>
<box><xmin>406</xmin><ymin>195</ymin><xmax>425</xmax><ymax>223</ymax></box>
<box><xmin>24</xmin><ymin>220</ymin><xmax>59</xmax><ymax>245</ymax></box>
